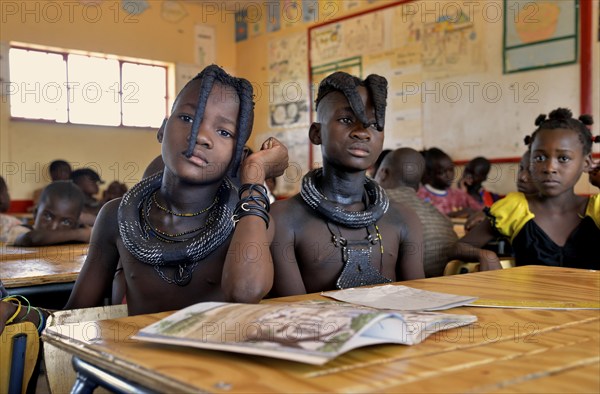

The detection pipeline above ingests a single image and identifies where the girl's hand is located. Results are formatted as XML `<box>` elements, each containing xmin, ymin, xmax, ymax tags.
<box><xmin>465</xmin><ymin>211</ymin><xmax>486</xmax><ymax>232</ymax></box>
<box><xmin>240</xmin><ymin>137</ymin><xmax>289</xmax><ymax>184</ymax></box>
<box><xmin>478</xmin><ymin>249</ymin><xmax>502</xmax><ymax>271</ymax></box>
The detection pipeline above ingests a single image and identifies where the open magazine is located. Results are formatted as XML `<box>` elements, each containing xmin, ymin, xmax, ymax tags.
<box><xmin>133</xmin><ymin>301</ymin><xmax>477</xmax><ymax>365</ymax></box>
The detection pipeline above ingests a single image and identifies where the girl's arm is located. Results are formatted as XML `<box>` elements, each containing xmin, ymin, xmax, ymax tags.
<box><xmin>64</xmin><ymin>200</ymin><xmax>121</xmax><ymax>309</ymax></box>
<box><xmin>13</xmin><ymin>226</ymin><xmax>91</xmax><ymax>246</ymax></box>
<box><xmin>396</xmin><ymin>203</ymin><xmax>426</xmax><ymax>280</ymax></box>
<box><xmin>450</xmin><ymin>218</ymin><xmax>502</xmax><ymax>270</ymax></box>
<box><xmin>221</xmin><ymin>138</ymin><xmax>288</xmax><ymax>303</ymax></box>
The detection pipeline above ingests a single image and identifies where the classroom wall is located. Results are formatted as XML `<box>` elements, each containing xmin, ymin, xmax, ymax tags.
<box><xmin>2</xmin><ymin>0</ymin><xmax>598</xmax><ymax>202</ymax></box>
<box><xmin>237</xmin><ymin>0</ymin><xmax>599</xmax><ymax>196</ymax></box>
<box><xmin>1</xmin><ymin>0</ymin><xmax>236</xmax><ymax>201</ymax></box>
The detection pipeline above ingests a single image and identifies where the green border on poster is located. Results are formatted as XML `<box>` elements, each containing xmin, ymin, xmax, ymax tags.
<box><xmin>503</xmin><ymin>0</ymin><xmax>579</xmax><ymax>74</ymax></box>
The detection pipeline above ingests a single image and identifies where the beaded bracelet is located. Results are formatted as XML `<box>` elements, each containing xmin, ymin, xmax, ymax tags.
<box><xmin>2</xmin><ymin>296</ymin><xmax>23</xmax><ymax>325</ymax></box>
<box><xmin>31</xmin><ymin>307</ymin><xmax>45</xmax><ymax>334</ymax></box>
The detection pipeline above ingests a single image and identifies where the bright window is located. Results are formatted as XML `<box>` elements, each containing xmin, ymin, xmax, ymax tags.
<box><xmin>8</xmin><ymin>46</ymin><xmax>168</xmax><ymax>128</ymax></box>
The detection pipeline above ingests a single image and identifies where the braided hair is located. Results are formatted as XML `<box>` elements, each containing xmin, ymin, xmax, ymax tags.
<box><xmin>315</xmin><ymin>72</ymin><xmax>388</xmax><ymax>131</ymax></box>
<box><xmin>178</xmin><ymin>65</ymin><xmax>255</xmax><ymax>178</ymax></box>
<box><xmin>523</xmin><ymin>108</ymin><xmax>599</xmax><ymax>154</ymax></box>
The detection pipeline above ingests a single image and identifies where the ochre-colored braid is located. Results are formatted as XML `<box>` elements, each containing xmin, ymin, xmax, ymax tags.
<box><xmin>365</xmin><ymin>74</ymin><xmax>388</xmax><ymax>131</ymax></box>
<box><xmin>182</xmin><ymin>66</ymin><xmax>219</xmax><ymax>159</ymax></box>
<box><xmin>315</xmin><ymin>72</ymin><xmax>388</xmax><ymax>132</ymax></box>
<box><xmin>231</xmin><ymin>78</ymin><xmax>254</xmax><ymax>178</ymax></box>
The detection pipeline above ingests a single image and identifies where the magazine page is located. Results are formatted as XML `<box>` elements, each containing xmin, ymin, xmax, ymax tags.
<box><xmin>322</xmin><ymin>284</ymin><xmax>477</xmax><ymax>311</ymax></box>
<box><xmin>134</xmin><ymin>302</ymin><xmax>477</xmax><ymax>365</ymax></box>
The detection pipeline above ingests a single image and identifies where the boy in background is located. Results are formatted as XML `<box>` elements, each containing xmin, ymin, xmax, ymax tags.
<box><xmin>30</xmin><ymin>159</ymin><xmax>72</xmax><ymax>211</ymax></box>
<box><xmin>376</xmin><ymin>148</ymin><xmax>457</xmax><ymax>277</ymax></box>
<box><xmin>458</xmin><ymin>156</ymin><xmax>501</xmax><ymax>207</ymax></box>
<box><xmin>417</xmin><ymin>147</ymin><xmax>483</xmax><ymax>217</ymax></box>
<box><xmin>71</xmin><ymin>168</ymin><xmax>104</xmax><ymax>225</ymax></box>
<box><xmin>13</xmin><ymin>180</ymin><xmax>91</xmax><ymax>246</ymax></box>
<box><xmin>0</xmin><ymin>176</ymin><xmax>30</xmax><ymax>243</ymax></box>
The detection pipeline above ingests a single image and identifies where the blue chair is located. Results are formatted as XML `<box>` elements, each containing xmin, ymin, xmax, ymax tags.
<box><xmin>0</xmin><ymin>321</ymin><xmax>40</xmax><ymax>394</ymax></box>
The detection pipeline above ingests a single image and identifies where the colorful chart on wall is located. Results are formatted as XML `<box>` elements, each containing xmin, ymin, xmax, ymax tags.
<box><xmin>503</xmin><ymin>0</ymin><xmax>578</xmax><ymax>73</ymax></box>
<box><xmin>268</xmin><ymin>32</ymin><xmax>309</xmax><ymax>128</ymax></box>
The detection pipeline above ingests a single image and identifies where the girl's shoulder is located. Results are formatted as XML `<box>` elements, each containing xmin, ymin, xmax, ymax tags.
<box><xmin>487</xmin><ymin>192</ymin><xmax>533</xmax><ymax>240</ymax></box>
<box><xmin>585</xmin><ymin>194</ymin><xmax>600</xmax><ymax>228</ymax></box>
<box><xmin>489</xmin><ymin>192</ymin><xmax>530</xmax><ymax>215</ymax></box>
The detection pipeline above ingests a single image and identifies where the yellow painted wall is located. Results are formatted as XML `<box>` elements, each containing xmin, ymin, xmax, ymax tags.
<box><xmin>237</xmin><ymin>0</ymin><xmax>599</xmax><ymax>196</ymax></box>
<box><xmin>1</xmin><ymin>0</ymin><xmax>236</xmax><ymax>200</ymax></box>
<box><xmin>2</xmin><ymin>0</ymin><xmax>598</xmax><ymax>200</ymax></box>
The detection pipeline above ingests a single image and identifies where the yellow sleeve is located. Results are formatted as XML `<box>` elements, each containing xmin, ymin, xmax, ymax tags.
<box><xmin>585</xmin><ymin>194</ymin><xmax>600</xmax><ymax>229</ymax></box>
<box><xmin>487</xmin><ymin>192</ymin><xmax>534</xmax><ymax>242</ymax></box>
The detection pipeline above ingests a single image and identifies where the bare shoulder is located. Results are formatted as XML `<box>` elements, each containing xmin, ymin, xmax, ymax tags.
<box><xmin>271</xmin><ymin>195</ymin><xmax>313</xmax><ymax>225</ymax></box>
<box><xmin>93</xmin><ymin>198</ymin><xmax>121</xmax><ymax>240</ymax></box>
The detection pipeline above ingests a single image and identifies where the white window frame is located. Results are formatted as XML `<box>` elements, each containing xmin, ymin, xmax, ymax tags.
<box><xmin>7</xmin><ymin>43</ymin><xmax>171</xmax><ymax>128</ymax></box>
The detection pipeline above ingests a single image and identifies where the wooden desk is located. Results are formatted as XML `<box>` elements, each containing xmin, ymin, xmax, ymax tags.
<box><xmin>1</xmin><ymin>255</ymin><xmax>86</xmax><ymax>289</ymax></box>
<box><xmin>42</xmin><ymin>266</ymin><xmax>600</xmax><ymax>393</ymax></box>
<box><xmin>1</xmin><ymin>243</ymin><xmax>88</xmax><ymax>288</ymax></box>
<box><xmin>453</xmin><ymin>223</ymin><xmax>466</xmax><ymax>238</ymax></box>
<box><xmin>450</xmin><ymin>217</ymin><xmax>467</xmax><ymax>225</ymax></box>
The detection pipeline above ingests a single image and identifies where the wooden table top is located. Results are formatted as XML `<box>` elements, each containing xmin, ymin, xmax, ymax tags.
<box><xmin>42</xmin><ymin>266</ymin><xmax>600</xmax><ymax>393</ymax></box>
<box><xmin>1</xmin><ymin>243</ymin><xmax>88</xmax><ymax>288</ymax></box>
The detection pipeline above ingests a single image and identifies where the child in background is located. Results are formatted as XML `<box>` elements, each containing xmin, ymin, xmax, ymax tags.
<box><xmin>459</xmin><ymin>108</ymin><xmax>599</xmax><ymax>268</ymax></box>
<box><xmin>269</xmin><ymin>72</ymin><xmax>424</xmax><ymax>297</ymax></box>
<box><xmin>516</xmin><ymin>150</ymin><xmax>538</xmax><ymax>195</ymax></box>
<box><xmin>71</xmin><ymin>168</ymin><xmax>104</xmax><ymax>213</ymax></box>
<box><xmin>589</xmin><ymin>162</ymin><xmax>600</xmax><ymax>189</ymax></box>
<box><xmin>465</xmin><ymin>150</ymin><xmax>537</xmax><ymax>232</ymax></box>
<box><xmin>376</xmin><ymin>147</ymin><xmax>457</xmax><ymax>277</ymax></box>
<box><xmin>102</xmin><ymin>181</ymin><xmax>128</xmax><ymax>204</ymax></box>
<box><xmin>0</xmin><ymin>176</ymin><xmax>30</xmax><ymax>243</ymax></box>
<box><xmin>417</xmin><ymin>147</ymin><xmax>483</xmax><ymax>217</ymax></box>
<box><xmin>366</xmin><ymin>148</ymin><xmax>391</xmax><ymax>178</ymax></box>
<box><xmin>458</xmin><ymin>156</ymin><xmax>501</xmax><ymax>207</ymax></box>
<box><xmin>71</xmin><ymin>168</ymin><xmax>105</xmax><ymax>225</ymax></box>
<box><xmin>13</xmin><ymin>181</ymin><xmax>91</xmax><ymax>246</ymax></box>
<box><xmin>30</xmin><ymin>159</ymin><xmax>72</xmax><ymax>211</ymax></box>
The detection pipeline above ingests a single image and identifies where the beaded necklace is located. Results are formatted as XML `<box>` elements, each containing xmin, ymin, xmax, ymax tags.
<box><xmin>118</xmin><ymin>171</ymin><xmax>236</xmax><ymax>286</ymax></box>
<box><xmin>151</xmin><ymin>191</ymin><xmax>217</xmax><ymax>217</ymax></box>
<box><xmin>300</xmin><ymin>168</ymin><xmax>392</xmax><ymax>288</ymax></box>
<box><xmin>143</xmin><ymin>197</ymin><xmax>207</xmax><ymax>240</ymax></box>
<box><xmin>300</xmin><ymin>168</ymin><xmax>389</xmax><ymax>227</ymax></box>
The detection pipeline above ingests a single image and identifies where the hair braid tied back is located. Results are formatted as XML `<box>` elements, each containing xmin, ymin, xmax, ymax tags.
<box><xmin>315</xmin><ymin>72</ymin><xmax>388</xmax><ymax>131</ymax></box>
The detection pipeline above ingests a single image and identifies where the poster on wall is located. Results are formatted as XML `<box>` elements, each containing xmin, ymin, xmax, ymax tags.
<box><xmin>194</xmin><ymin>24</ymin><xmax>215</xmax><ymax>67</ymax></box>
<box><xmin>421</xmin><ymin>8</ymin><xmax>485</xmax><ymax>79</ymax></box>
<box><xmin>235</xmin><ymin>10</ymin><xmax>248</xmax><ymax>42</ymax></box>
<box><xmin>503</xmin><ymin>0</ymin><xmax>578</xmax><ymax>73</ymax></box>
<box><xmin>268</xmin><ymin>33</ymin><xmax>309</xmax><ymax>128</ymax></box>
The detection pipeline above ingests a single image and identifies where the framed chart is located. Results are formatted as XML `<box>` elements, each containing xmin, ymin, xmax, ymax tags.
<box><xmin>503</xmin><ymin>0</ymin><xmax>578</xmax><ymax>73</ymax></box>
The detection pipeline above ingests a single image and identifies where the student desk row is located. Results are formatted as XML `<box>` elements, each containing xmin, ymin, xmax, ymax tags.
<box><xmin>1</xmin><ymin>243</ymin><xmax>88</xmax><ymax>299</ymax></box>
<box><xmin>42</xmin><ymin>266</ymin><xmax>599</xmax><ymax>393</ymax></box>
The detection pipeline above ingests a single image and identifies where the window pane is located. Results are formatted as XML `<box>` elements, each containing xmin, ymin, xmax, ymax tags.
<box><xmin>9</xmin><ymin>48</ymin><xmax>68</xmax><ymax>122</ymax></box>
<box><xmin>122</xmin><ymin>63</ymin><xmax>167</xmax><ymax>128</ymax></box>
<box><xmin>67</xmin><ymin>54</ymin><xmax>120</xmax><ymax>126</ymax></box>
